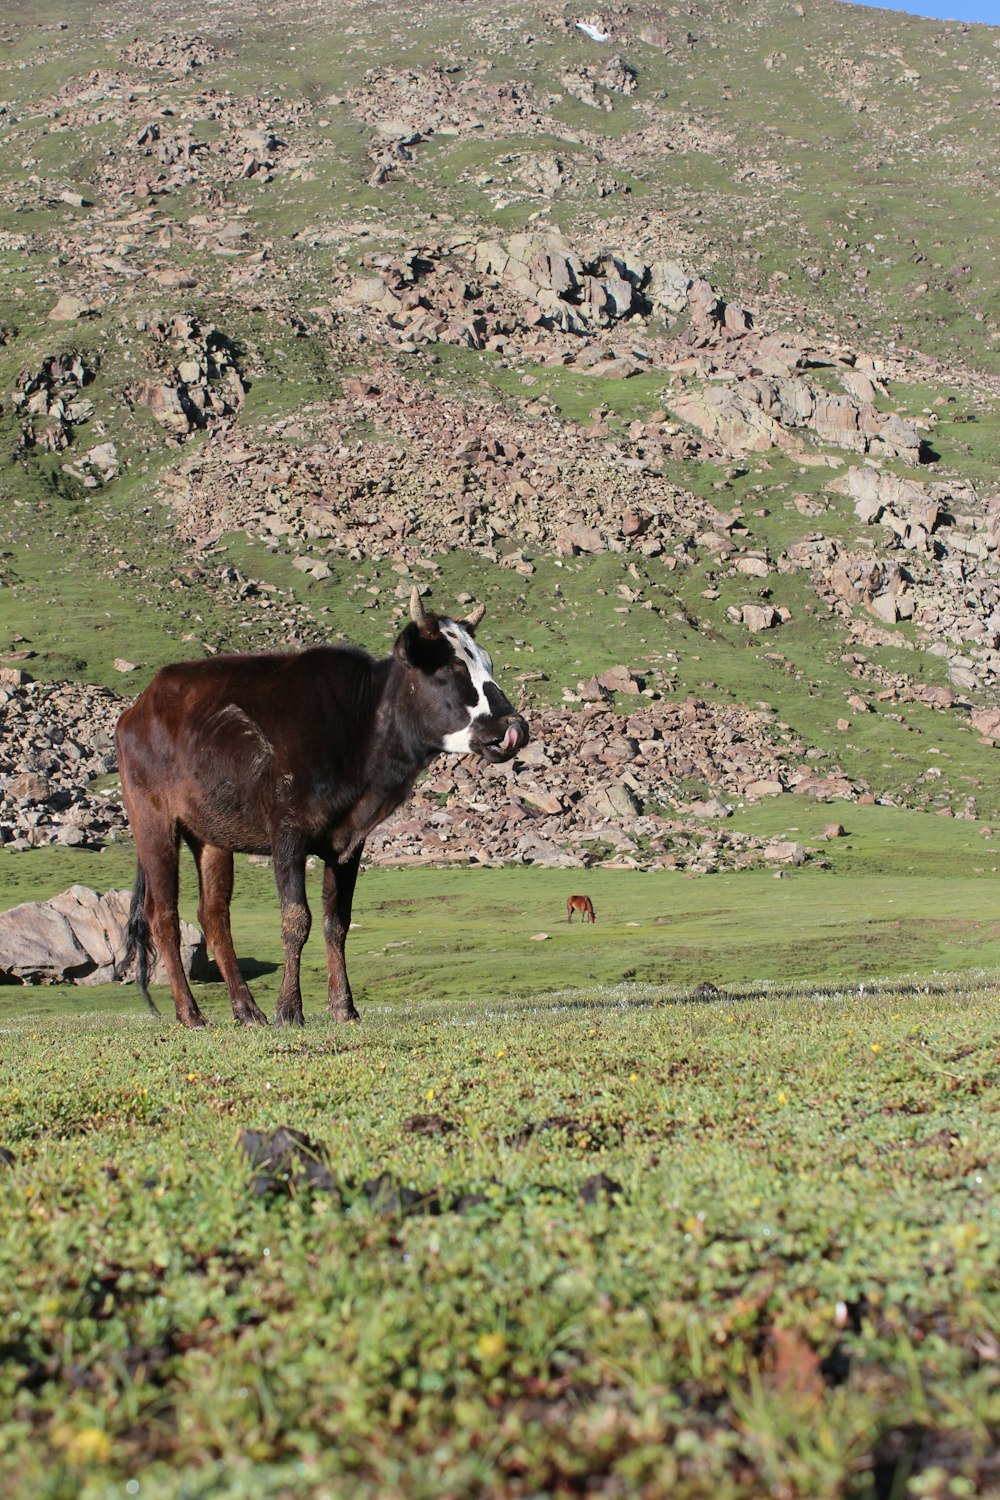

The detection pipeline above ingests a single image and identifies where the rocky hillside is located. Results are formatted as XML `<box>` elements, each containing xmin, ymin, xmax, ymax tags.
<box><xmin>1</xmin><ymin>0</ymin><xmax>999</xmax><ymax>869</ymax></box>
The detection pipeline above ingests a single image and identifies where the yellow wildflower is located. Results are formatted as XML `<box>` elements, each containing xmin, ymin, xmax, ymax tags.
<box><xmin>54</xmin><ymin>1427</ymin><xmax>112</xmax><ymax>1465</ymax></box>
<box><xmin>477</xmin><ymin>1332</ymin><xmax>507</xmax><ymax>1361</ymax></box>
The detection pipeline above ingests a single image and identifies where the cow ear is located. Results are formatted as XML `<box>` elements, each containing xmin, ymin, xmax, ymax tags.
<box><xmin>395</xmin><ymin>622</ymin><xmax>441</xmax><ymax>669</ymax></box>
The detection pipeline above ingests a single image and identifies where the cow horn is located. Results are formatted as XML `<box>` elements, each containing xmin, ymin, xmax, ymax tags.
<box><xmin>464</xmin><ymin>601</ymin><xmax>486</xmax><ymax>630</ymax></box>
<box><xmin>409</xmin><ymin>585</ymin><xmax>430</xmax><ymax>627</ymax></box>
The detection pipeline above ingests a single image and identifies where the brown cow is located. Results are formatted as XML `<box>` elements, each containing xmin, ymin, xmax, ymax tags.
<box><xmin>567</xmin><ymin>895</ymin><xmax>596</xmax><ymax>924</ymax></box>
<box><xmin>116</xmin><ymin>589</ymin><xmax>528</xmax><ymax>1027</ymax></box>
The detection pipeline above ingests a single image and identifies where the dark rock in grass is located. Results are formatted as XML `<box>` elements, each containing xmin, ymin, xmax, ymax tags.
<box><xmin>0</xmin><ymin>1147</ymin><xmax>15</xmax><ymax>1168</ymax></box>
<box><xmin>579</xmin><ymin>1172</ymin><xmax>624</xmax><ymax>1205</ymax></box>
<box><xmin>691</xmin><ymin>981</ymin><xmax>725</xmax><ymax>1001</ymax></box>
<box><xmin>539</xmin><ymin>1114</ymin><xmax>584</xmax><ymax>1135</ymax></box>
<box><xmin>238</xmin><ymin>1125</ymin><xmax>311</xmax><ymax>1169</ymax></box>
<box><xmin>869</xmin><ymin>1423</ymin><xmax>1000</xmax><ymax>1500</ymax></box>
<box><xmin>451</xmin><ymin>1177</ymin><xmax>502</xmax><ymax>1214</ymax></box>
<box><xmin>507</xmin><ymin>1114</ymin><xmax>583</xmax><ymax>1147</ymax></box>
<box><xmin>237</xmin><ymin>1126</ymin><xmax>340</xmax><ymax>1199</ymax></box>
<box><xmin>518</xmin><ymin>1181</ymin><xmax>565</xmax><ymax>1203</ymax></box>
<box><xmin>362</xmin><ymin>1170</ymin><xmax>441</xmax><ymax>1217</ymax></box>
<box><xmin>451</xmin><ymin>1189</ymin><xmax>490</xmax><ymax>1214</ymax></box>
<box><xmin>402</xmin><ymin>1112</ymin><xmax>454</xmax><ymax>1137</ymax></box>
<box><xmin>298</xmin><ymin>1158</ymin><xmax>342</xmax><ymax>1196</ymax></box>
<box><xmin>248</xmin><ymin>1172</ymin><xmax>282</xmax><ymax>1198</ymax></box>
<box><xmin>259</xmin><ymin>1160</ymin><xmax>341</xmax><ymax>1198</ymax></box>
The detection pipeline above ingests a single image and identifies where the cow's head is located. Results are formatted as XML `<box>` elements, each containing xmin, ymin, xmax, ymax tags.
<box><xmin>394</xmin><ymin>588</ymin><xmax>529</xmax><ymax>762</ymax></box>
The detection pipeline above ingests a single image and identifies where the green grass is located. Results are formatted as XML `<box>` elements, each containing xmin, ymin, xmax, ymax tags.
<box><xmin>4</xmin><ymin>824</ymin><xmax>1000</xmax><ymax>1018</ymax></box>
<box><xmin>1</xmin><ymin>966</ymin><xmax>998</xmax><ymax>1498</ymax></box>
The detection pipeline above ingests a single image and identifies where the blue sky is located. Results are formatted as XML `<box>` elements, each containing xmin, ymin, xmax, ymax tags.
<box><xmin>845</xmin><ymin>0</ymin><xmax>999</xmax><ymax>21</ymax></box>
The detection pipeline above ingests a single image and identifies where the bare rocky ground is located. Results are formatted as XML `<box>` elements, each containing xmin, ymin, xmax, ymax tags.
<box><xmin>1</xmin><ymin>0</ymin><xmax>999</xmax><ymax>877</ymax></box>
<box><xmin>0</xmin><ymin>669</ymin><xmax>844</xmax><ymax>873</ymax></box>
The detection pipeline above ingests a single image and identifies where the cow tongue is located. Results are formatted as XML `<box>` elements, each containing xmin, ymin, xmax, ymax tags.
<box><xmin>501</xmin><ymin>724</ymin><xmax>520</xmax><ymax>752</ymax></box>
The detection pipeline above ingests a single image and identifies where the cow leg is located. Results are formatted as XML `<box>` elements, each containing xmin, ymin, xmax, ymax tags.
<box><xmin>192</xmin><ymin>841</ymin><xmax>269</xmax><ymax>1026</ymax></box>
<box><xmin>323</xmin><ymin>847</ymin><xmax>362</xmax><ymax>1022</ymax></box>
<box><xmin>137</xmin><ymin>822</ymin><xmax>208</xmax><ymax>1029</ymax></box>
<box><xmin>273</xmin><ymin>843</ymin><xmax>310</xmax><ymax>1027</ymax></box>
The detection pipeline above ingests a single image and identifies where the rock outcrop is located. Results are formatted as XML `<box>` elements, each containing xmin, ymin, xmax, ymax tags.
<box><xmin>0</xmin><ymin>680</ymin><xmax>129</xmax><ymax>849</ymax></box>
<box><xmin>1</xmin><ymin>673</ymin><xmax>852</xmax><ymax>873</ymax></box>
<box><xmin>0</xmin><ymin>886</ymin><xmax>207</xmax><ymax>986</ymax></box>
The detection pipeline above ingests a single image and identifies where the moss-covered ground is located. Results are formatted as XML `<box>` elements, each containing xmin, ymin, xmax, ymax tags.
<box><xmin>2</xmin><ymin>959</ymin><xmax>999</xmax><ymax>1498</ymax></box>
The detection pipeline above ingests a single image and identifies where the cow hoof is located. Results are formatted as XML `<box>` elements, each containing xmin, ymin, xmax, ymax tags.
<box><xmin>235</xmin><ymin>1001</ymin><xmax>269</xmax><ymax>1026</ymax></box>
<box><xmin>275</xmin><ymin>1010</ymin><xmax>305</xmax><ymax>1028</ymax></box>
<box><xmin>331</xmin><ymin>1008</ymin><xmax>361</xmax><ymax>1024</ymax></box>
<box><xmin>181</xmin><ymin>1011</ymin><xmax>208</xmax><ymax>1029</ymax></box>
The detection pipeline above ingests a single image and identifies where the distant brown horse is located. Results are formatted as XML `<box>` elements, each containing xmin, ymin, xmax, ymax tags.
<box><xmin>567</xmin><ymin>895</ymin><xmax>596</xmax><ymax>924</ymax></box>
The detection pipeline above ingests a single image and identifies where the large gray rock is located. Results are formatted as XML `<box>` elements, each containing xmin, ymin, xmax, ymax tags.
<box><xmin>671</xmin><ymin>386</ymin><xmax>785</xmax><ymax>453</ymax></box>
<box><xmin>0</xmin><ymin>886</ymin><xmax>207</xmax><ymax>986</ymax></box>
<box><xmin>0</xmin><ymin>902</ymin><xmax>92</xmax><ymax>984</ymax></box>
<box><xmin>726</xmin><ymin>603</ymin><xmax>780</xmax><ymax>633</ymax></box>
<box><xmin>556</xmin><ymin>521</ymin><xmax>608</xmax><ymax>554</ymax></box>
<box><xmin>582</xmin><ymin>784</ymin><xmax>642</xmax><ymax>820</ymax></box>
<box><xmin>7</xmin><ymin>773</ymin><xmax>50</xmax><ymax>804</ymax></box>
<box><xmin>765</xmin><ymin>841</ymin><xmax>808</xmax><ymax>866</ymax></box>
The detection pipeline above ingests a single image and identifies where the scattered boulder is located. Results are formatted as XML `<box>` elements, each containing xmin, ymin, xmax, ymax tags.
<box><xmin>49</xmin><ymin>294</ymin><xmax>96</xmax><ymax>323</ymax></box>
<box><xmin>237</xmin><ymin>1126</ymin><xmax>341</xmax><ymax>1199</ymax></box>
<box><xmin>764</xmin><ymin>841</ymin><xmax>808</xmax><ymax>866</ymax></box>
<box><xmin>128</xmin><ymin>315</ymin><xmax>244</xmax><ymax>438</ymax></box>
<box><xmin>402</xmin><ymin>1113</ymin><xmax>454</xmax><ymax>1136</ymax></box>
<box><xmin>727</xmin><ymin>603</ymin><xmax>780</xmax><ymax>633</ymax></box>
<box><xmin>0</xmin><ymin>680</ymin><xmax>130</xmax><ymax>849</ymax></box>
<box><xmin>0</xmin><ymin>886</ymin><xmax>207</xmax><ymax>986</ymax></box>
<box><xmin>579</xmin><ymin>1172</ymin><xmax>624</xmax><ymax>1204</ymax></box>
<box><xmin>13</xmin><ymin>351</ymin><xmax>96</xmax><ymax>453</ymax></box>
<box><xmin>597</xmin><ymin>664</ymin><xmax>643</xmax><ymax>694</ymax></box>
<box><xmin>7</xmin><ymin>772</ymin><xmax>50</xmax><ymax>804</ymax></box>
<box><xmin>363</xmin><ymin>1171</ymin><xmax>442</xmax><ymax>1216</ymax></box>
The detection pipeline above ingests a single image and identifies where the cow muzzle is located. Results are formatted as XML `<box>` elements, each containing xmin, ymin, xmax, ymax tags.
<box><xmin>476</xmin><ymin>713</ymin><xmax>529</xmax><ymax>763</ymax></box>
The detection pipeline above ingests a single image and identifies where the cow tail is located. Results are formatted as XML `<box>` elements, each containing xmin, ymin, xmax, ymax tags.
<box><xmin>119</xmin><ymin>863</ymin><xmax>160</xmax><ymax>1017</ymax></box>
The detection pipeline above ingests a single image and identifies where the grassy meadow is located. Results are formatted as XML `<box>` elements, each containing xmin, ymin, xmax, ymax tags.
<box><xmin>2</xmin><ymin>0</ymin><xmax>1000</xmax><ymax>1492</ymax></box>
<box><xmin>2</xmin><ymin>847</ymin><xmax>1000</xmax><ymax>1497</ymax></box>
<box><xmin>2</xmin><ymin>965</ymin><xmax>999</xmax><ymax>1498</ymax></box>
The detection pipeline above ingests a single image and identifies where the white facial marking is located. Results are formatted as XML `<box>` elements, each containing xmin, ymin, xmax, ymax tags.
<box><xmin>439</xmin><ymin>620</ymin><xmax>496</xmax><ymax>755</ymax></box>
